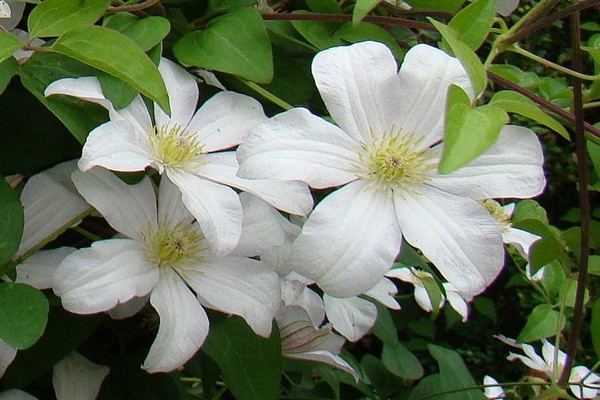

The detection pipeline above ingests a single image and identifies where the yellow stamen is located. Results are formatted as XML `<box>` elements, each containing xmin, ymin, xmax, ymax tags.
<box><xmin>149</xmin><ymin>124</ymin><xmax>205</xmax><ymax>169</ymax></box>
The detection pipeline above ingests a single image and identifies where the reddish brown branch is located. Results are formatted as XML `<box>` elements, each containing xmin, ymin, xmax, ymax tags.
<box><xmin>261</xmin><ymin>13</ymin><xmax>435</xmax><ymax>30</ymax></box>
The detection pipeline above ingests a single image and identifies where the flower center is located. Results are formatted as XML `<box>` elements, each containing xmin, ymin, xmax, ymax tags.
<box><xmin>144</xmin><ymin>221</ymin><xmax>206</xmax><ymax>267</ymax></box>
<box><xmin>358</xmin><ymin>131</ymin><xmax>434</xmax><ymax>192</ymax></box>
<box><xmin>481</xmin><ymin>199</ymin><xmax>512</xmax><ymax>232</ymax></box>
<box><xmin>149</xmin><ymin>124</ymin><xmax>205</xmax><ymax>169</ymax></box>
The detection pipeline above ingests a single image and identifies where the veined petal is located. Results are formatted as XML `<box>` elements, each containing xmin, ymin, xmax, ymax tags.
<box><xmin>430</xmin><ymin>126</ymin><xmax>545</xmax><ymax>200</ymax></box>
<box><xmin>570</xmin><ymin>366</ymin><xmax>600</xmax><ymax>400</ymax></box>
<box><xmin>443</xmin><ymin>283</ymin><xmax>469</xmax><ymax>321</ymax></box>
<box><xmin>323</xmin><ymin>295</ymin><xmax>377</xmax><ymax>342</ymax></box>
<box><xmin>0</xmin><ymin>339</ymin><xmax>16</xmax><ymax>378</ymax></box>
<box><xmin>286</xmin><ymin>350</ymin><xmax>359</xmax><ymax>381</ymax></box>
<box><xmin>397</xmin><ymin>44</ymin><xmax>473</xmax><ymax>146</ymax></box>
<box><xmin>144</xmin><ymin>268</ymin><xmax>209</xmax><ymax>373</ymax></box>
<box><xmin>155</xmin><ymin>58</ymin><xmax>198</xmax><ymax>128</ymax></box>
<box><xmin>394</xmin><ymin>186</ymin><xmax>504</xmax><ymax>297</ymax></box>
<box><xmin>503</xmin><ymin>228</ymin><xmax>540</xmax><ymax>258</ymax></box>
<box><xmin>53</xmin><ymin>239</ymin><xmax>159</xmax><ymax>314</ymax></box>
<box><xmin>78</xmin><ymin>119</ymin><xmax>154</xmax><ymax>172</ymax></box>
<box><xmin>290</xmin><ymin>180</ymin><xmax>401</xmax><ymax>297</ymax></box>
<box><xmin>413</xmin><ymin>285</ymin><xmax>440</xmax><ymax>312</ymax></box>
<box><xmin>364</xmin><ymin>277</ymin><xmax>400</xmax><ymax>310</ymax></box>
<box><xmin>107</xmin><ymin>295</ymin><xmax>148</xmax><ymax>320</ymax></box>
<box><xmin>188</xmin><ymin>91</ymin><xmax>267</xmax><ymax>152</ymax></box>
<box><xmin>52</xmin><ymin>351</ymin><xmax>109</xmax><ymax>400</ymax></box>
<box><xmin>17</xmin><ymin>160</ymin><xmax>89</xmax><ymax>256</ymax></box>
<box><xmin>16</xmin><ymin>247</ymin><xmax>75</xmax><ymax>290</ymax></box>
<box><xmin>181</xmin><ymin>257</ymin><xmax>281</xmax><ymax>337</ymax></box>
<box><xmin>280</xmin><ymin>279</ymin><xmax>325</xmax><ymax>326</ymax></box>
<box><xmin>157</xmin><ymin>175</ymin><xmax>194</xmax><ymax>228</ymax></box>
<box><xmin>72</xmin><ymin>169</ymin><xmax>157</xmax><ymax>242</ymax></box>
<box><xmin>312</xmin><ymin>41</ymin><xmax>401</xmax><ymax>143</ymax></box>
<box><xmin>45</xmin><ymin>77</ymin><xmax>115</xmax><ymax>115</ymax></box>
<box><xmin>237</xmin><ymin>107</ymin><xmax>362</xmax><ymax>189</ymax></box>
<box><xmin>166</xmin><ymin>170</ymin><xmax>242</xmax><ymax>256</ymax></box>
<box><xmin>198</xmin><ymin>152</ymin><xmax>313</xmax><ymax>217</ymax></box>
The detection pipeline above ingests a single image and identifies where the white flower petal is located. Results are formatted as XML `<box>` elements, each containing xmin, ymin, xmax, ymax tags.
<box><xmin>483</xmin><ymin>375</ymin><xmax>505</xmax><ymax>399</ymax></box>
<box><xmin>503</xmin><ymin>227</ymin><xmax>540</xmax><ymax>259</ymax></box>
<box><xmin>496</xmin><ymin>0</ymin><xmax>519</xmax><ymax>16</ymax></box>
<box><xmin>188</xmin><ymin>91</ymin><xmax>267</xmax><ymax>151</ymax></box>
<box><xmin>143</xmin><ymin>268</ymin><xmax>209</xmax><ymax>373</ymax></box>
<box><xmin>155</xmin><ymin>58</ymin><xmax>198</xmax><ymax>128</ymax></box>
<box><xmin>166</xmin><ymin>170</ymin><xmax>242</xmax><ymax>256</ymax></box>
<box><xmin>78</xmin><ymin>119</ymin><xmax>154</xmax><ymax>172</ymax></box>
<box><xmin>16</xmin><ymin>247</ymin><xmax>75</xmax><ymax>290</ymax></box>
<box><xmin>430</xmin><ymin>126</ymin><xmax>545</xmax><ymax>200</ymax></box>
<box><xmin>0</xmin><ymin>389</ymin><xmax>37</xmax><ymax>400</ymax></box>
<box><xmin>570</xmin><ymin>366</ymin><xmax>600</xmax><ymax>400</ymax></box>
<box><xmin>287</xmin><ymin>351</ymin><xmax>360</xmax><ymax>381</ymax></box>
<box><xmin>443</xmin><ymin>283</ymin><xmax>470</xmax><ymax>321</ymax></box>
<box><xmin>290</xmin><ymin>180</ymin><xmax>401</xmax><ymax>297</ymax></box>
<box><xmin>53</xmin><ymin>239</ymin><xmax>159</xmax><ymax>314</ymax></box>
<box><xmin>52</xmin><ymin>351</ymin><xmax>109</xmax><ymax>400</ymax></box>
<box><xmin>0</xmin><ymin>339</ymin><xmax>16</xmax><ymax>378</ymax></box>
<box><xmin>237</xmin><ymin>107</ymin><xmax>362</xmax><ymax>189</ymax></box>
<box><xmin>394</xmin><ymin>186</ymin><xmax>504</xmax><ymax>297</ymax></box>
<box><xmin>182</xmin><ymin>257</ymin><xmax>281</xmax><ymax>337</ymax></box>
<box><xmin>17</xmin><ymin>160</ymin><xmax>89</xmax><ymax>256</ymax></box>
<box><xmin>44</xmin><ymin>77</ymin><xmax>115</xmax><ymax>114</ymax></box>
<box><xmin>157</xmin><ymin>175</ymin><xmax>194</xmax><ymax>227</ymax></box>
<box><xmin>72</xmin><ymin>169</ymin><xmax>157</xmax><ymax>242</ymax></box>
<box><xmin>311</xmin><ymin>41</ymin><xmax>402</xmax><ymax>143</ymax></box>
<box><xmin>199</xmin><ymin>152</ymin><xmax>313</xmax><ymax>217</ymax></box>
<box><xmin>280</xmin><ymin>280</ymin><xmax>325</xmax><ymax>327</ymax></box>
<box><xmin>107</xmin><ymin>295</ymin><xmax>148</xmax><ymax>320</ymax></box>
<box><xmin>413</xmin><ymin>286</ymin><xmax>438</xmax><ymax>312</ymax></box>
<box><xmin>324</xmin><ymin>295</ymin><xmax>377</xmax><ymax>342</ymax></box>
<box><xmin>364</xmin><ymin>277</ymin><xmax>400</xmax><ymax>310</ymax></box>
<box><xmin>385</xmin><ymin>267</ymin><xmax>418</xmax><ymax>284</ymax></box>
<box><xmin>0</xmin><ymin>0</ymin><xmax>24</xmax><ymax>31</ymax></box>
<box><xmin>397</xmin><ymin>44</ymin><xmax>473</xmax><ymax>146</ymax></box>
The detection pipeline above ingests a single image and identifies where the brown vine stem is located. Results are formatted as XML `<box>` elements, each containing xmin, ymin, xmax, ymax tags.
<box><xmin>107</xmin><ymin>0</ymin><xmax>160</xmax><ymax>13</ymax></box>
<box><xmin>261</xmin><ymin>13</ymin><xmax>434</xmax><ymax>30</ymax></box>
<box><xmin>488</xmin><ymin>72</ymin><xmax>600</xmax><ymax>140</ymax></box>
<box><xmin>500</xmin><ymin>0</ymin><xmax>600</xmax><ymax>47</ymax></box>
<box><xmin>558</xmin><ymin>7</ymin><xmax>590</xmax><ymax>387</ymax></box>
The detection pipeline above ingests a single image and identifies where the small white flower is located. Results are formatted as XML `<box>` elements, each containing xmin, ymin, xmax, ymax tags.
<box><xmin>45</xmin><ymin>59</ymin><xmax>313</xmax><ymax>256</ymax></box>
<box><xmin>237</xmin><ymin>41</ymin><xmax>545</xmax><ymax>298</ymax></box>
<box><xmin>483</xmin><ymin>375</ymin><xmax>505</xmax><ymax>399</ymax></box>
<box><xmin>53</xmin><ymin>168</ymin><xmax>281</xmax><ymax>373</ymax></box>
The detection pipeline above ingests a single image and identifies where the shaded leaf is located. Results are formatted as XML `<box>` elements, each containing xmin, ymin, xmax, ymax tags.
<box><xmin>382</xmin><ymin>342</ymin><xmax>424</xmax><ymax>380</ymax></box>
<box><xmin>0</xmin><ymin>31</ymin><xmax>21</xmax><ymax>63</ymax></box>
<box><xmin>0</xmin><ymin>283</ymin><xmax>48</xmax><ymax>349</ymax></box>
<box><xmin>0</xmin><ymin>175</ymin><xmax>23</xmax><ymax>264</ymax></box>
<box><xmin>448</xmin><ymin>0</ymin><xmax>495</xmax><ymax>50</ymax></box>
<box><xmin>517</xmin><ymin>304</ymin><xmax>565</xmax><ymax>342</ymax></box>
<box><xmin>352</xmin><ymin>0</ymin><xmax>380</xmax><ymax>24</ymax></box>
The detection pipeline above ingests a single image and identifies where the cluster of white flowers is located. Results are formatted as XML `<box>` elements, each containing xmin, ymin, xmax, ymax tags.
<box><xmin>3</xmin><ymin>40</ymin><xmax>548</xmax><ymax>382</ymax></box>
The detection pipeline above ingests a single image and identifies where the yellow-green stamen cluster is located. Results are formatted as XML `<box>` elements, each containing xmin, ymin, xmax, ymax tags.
<box><xmin>149</xmin><ymin>124</ymin><xmax>205</xmax><ymax>169</ymax></box>
<box><xmin>481</xmin><ymin>199</ymin><xmax>512</xmax><ymax>232</ymax></box>
<box><xmin>358</xmin><ymin>131</ymin><xmax>434</xmax><ymax>192</ymax></box>
<box><xmin>144</xmin><ymin>221</ymin><xmax>206</xmax><ymax>267</ymax></box>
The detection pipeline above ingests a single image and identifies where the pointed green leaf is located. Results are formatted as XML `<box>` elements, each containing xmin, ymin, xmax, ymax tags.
<box><xmin>591</xmin><ymin>299</ymin><xmax>600</xmax><ymax>358</ymax></box>
<box><xmin>202</xmin><ymin>313</ymin><xmax>281</xmax><ymax>400</ymax></box>
<box><xmin>408</xmin><ymin>0</ymin><xmax>465</xmax><ymax>12</ymax></box>
<box><xmin>448</xmin><ymin>0</ymin><xmax>496</xmax><ymax>50</ymax></box>
<box><xmin>529</xmin><ymin>238</ymin><xmax>566</xmax><ymax>274</ymax></box>
<box><xmin>428</xmin><ymin>18</ymin><xmax>487</xmax><ymax>95</ymax></box>
<box><xmin>0</xmin><ymin>32</ymin><xmax>21</xmax><ymax>63</ymax></box>
<box><xmin>439</xmin><ymin>84</ymin><xmax>508</xmax><ymax>174</ymax></box>
<box><xmin>173</xmin><ymin>8</ymin><xmax>273</xmax><ymax>84</ymax></box>
<box><xmin>427</xmin><ymin>345</ymin><xmax>485</xmax><ymax>400</ymax></box>
<box><xmin>208</xmin><ymin>0</ymin><xmax>255</xmax><ymax>13</ymax></box>
<box><xmin>28</xmin><ymin>0</ymin><xmax>111</xmax><ymax>38</ymax></box>
<box><xmin>353</xmin><ymin>0</ymin><xmax>381</xmax><ymax>24</ymax></box>
<box><xmin>291</xmin><ymin>11</ymin><xmax>344</xmax><ymax>50</ymax></box>
<box><xmin>517</xmin><ymin>304</ymin><xmax>565</xmax><ymax>342</ymax></box>
<box><xmin>490</xmin><ymin>90</ymin><xmax>569</xmax><ymax>139</ymax></box>
<box><xmin>0</xmin><ymin>176</ymin><xmax>23</xmax><ymax>264</ymax></box>
<box><xmin>103</xmin><ymin>13</ymin><xmax>170</xmax><ymax>52</ymax></box>
<box><xmin>382</xmin><ymin>342</ymin><xmax>424</xmax><ymax>380</ymax></box>
<box><xmin>0</xmin><ymin>283</ymin><xmax>48</xmax><ymax>349</ymax></box>
<box><xmin>0</xmin><ymin>57</ymin><xmax>18</xmax><ymax>96</ymax></box>
<box><xmin>50</xmin><ymin>25</ymin><xmax>169</xmax><ymax>113</ymax></box>
<box><xmin>335</xmin><ymin>22</ymin><xmax>404</xmax><ymax>60</ymax></box>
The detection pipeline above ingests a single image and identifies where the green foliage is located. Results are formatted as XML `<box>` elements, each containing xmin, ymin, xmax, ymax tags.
<box><xmin>352</xmin><ymin>0</ymin><xmax>381</xmax><ymax>25</ymax></box>
<box><xmin>447</xmin><ymin>0</ymin><xmax>496</xmax><ymax>51</ymax></box>
<box><xmin>27</xmin><ymin>0</ymin><xmax>111</xmax><ymax>38</ymax></box>
<box><xmin>0</xmin><ymin>176</ymin><xmax>23</xmax><ymax>264</ymax></box>
<box><xmin>0</xmin><ymin>32</ymin><xmax>21</xmax><ymax>63</ymax></box>
<box><xmin>517</xmin><ymin>304</ymin><xmax>566</xmax><ymax>343</ymax></box>
<box><xmin>0</xmin><ymin>283</ymin><xmax>48</xmax><ymax>350</ymax></box>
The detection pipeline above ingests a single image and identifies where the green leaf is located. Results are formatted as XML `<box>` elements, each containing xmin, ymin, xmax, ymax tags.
<box><xmin>588</xmin><ymin>140</ymin><xmax>600</xmax><ymax>179</ymax></box>
<box><xmin>588</xmin><ymin>255</ymin><xmax>600</xmax><ymax>276</ymax></box>
<box><xmin>421</xmin><ymin>273</ymin><xmax>443</xmax><ymax>316</ymax></box>
<box><xmin>0</xmin><ymin>32</ymin><xmax>21</xmax><ymax>63</ymax></box>
<box><xmin>208</xmin><ymin>0</ymin><xmax>256</xmax><ymax>13</ymax></box>
<box><xmin>173</xmin><ymin>8</ymin><xmax>273</xmax><ymax>84</ymax></box>
<box><xmin>489</xmin><ymin>90</ymin><xmax>569</xmax><ymax>139</ymax></box>
<box><xmin>27</xmin><ymin>0</ymin><xmax>111</xmax><ymax>38</ymax></box>
<box><xmin>426</xmin><ymin>344</ymin><xmax>485</xmax><ymax>400</ymax></box>
<box><xmin>512</xmin><ymin>199</ymin><xmax>550</xmax><ymax>224</ymax></box>
<box><xmin>103</xmin><ymin>13</ymin><xmax>170</xmax><ymax>52</ymax></box>
<box><xmin>305</xmin><ymin>0</ymin><xmax>342</xmax><ymax>13</ymax></box>
<box><xmin>439</xmin><ymin>84</ymin><xmax>508</xmax><ymax>174</ymax></box>
<box><xmin>408</xmin><ymin>0</ymin><xmax>465</xmax><ymax>12</ymax></box>
<box><xmin>50</xmin><ymin>25</ymin><xmax>169</xmax><ymax>113</ymax></box>
<box><xmin>361</xmin><ymin>354</ymin><xmax>405</xmax><ymax>399</ymax></box>
<box><xmin>353</xmin><ymin>0</ymin><xmax>381</xmax><ymax>24</ymax></box>
<box><xmin>473</xmin><ymin>297</ymin><xmax>497</xmax><ymax>323</ymax></box>
<box><xmin>0</xmin><ymin>57</ymin><xmax>18</xmax><ymax>95</ymax></box>
<box><xmin>592</xmin><ymin>299</ymin><xmax>600</xmax><ymax>358</ymax></box>
<box><xmin>529</xmin><ymin>238</ymin><xmax>566</xmax><ymax>274</ymax></box>
<box><xmin>291</xmin><ymin>11</ymin><xmax>344</xmax><ymax>50</ymax></box>
<box><xmin>0</xmin><ymin>175</ymin><xmax>24</xmax><ymax>264</ymax></box>
<box><xmin>447</xmin><ymin>0</ymin><xmax>495</xmax><ymax>50</ymax></box>
<box><xmin>372</xmin><ymin>302</ymin><xmax>399</xmax><ymax>347</ymax></box>
<box><xmin>382</xmin><ymin>342</ymin><xmax>424</xmax><ymax>380</ymax></box>
<box><xmin>203</xmin><ymin>313</ymin><xmax>281</xmax><ymax>400</ymax></box>
<box><xmin>335</xmin><ymin>22</ymin><xmax>404</xmax><ymax>60</ymax></box>
<box><xmin>561</xmin><ymin>278</ymin><xmax>589</xmax><ymax>308</ymax></box>
<box><xmin>0</xmin><ymin>283</ymin><xmax>48</xmax><ymax>349</ymax></box>
<box><xmin>428</xmin><ymin>19</ymin><xmax>487</xmax><ymax>96</ymax></box>
<box><xmin>517</xmin><ymin>304</ymin><xmax>565</xmax><ymax>342</ymax></box>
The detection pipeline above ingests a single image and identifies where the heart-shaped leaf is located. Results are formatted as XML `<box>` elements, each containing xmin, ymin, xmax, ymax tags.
<box><xmin>0</xmin><ymin>283</ymin><xmax>48</xmax><ymax>350</ymax></box>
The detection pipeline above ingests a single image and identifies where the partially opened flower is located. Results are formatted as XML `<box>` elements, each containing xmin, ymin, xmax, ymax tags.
<box><xmin>45</xmin><ymin>58</ymin><xmax>313</xmax><ymax>255</ymax></box>
<box><xmin>277</xmin><ymin>305</ymin><xmax>359</xmax><ymax>381</ymax></box>
<box><xmin>237</xmin><ymin>41</ymin><xmax>545</xmax><ymax>298</ymax></box>
<box><xmin>53</xmin><ymin>168</ymin><xmax>281</xmax><ymax>373</ymax></box>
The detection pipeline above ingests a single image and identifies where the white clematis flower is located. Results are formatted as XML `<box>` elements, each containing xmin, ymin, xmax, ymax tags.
<box><xmin>277</xmin><ymin>305</ymin><xmax>359</xmax><ymax>381</ymax></box>
<box><xmin>237</xmin><ymin>41</ymin><xmax>545</xmax><ymax>298</ymax></box>
<box><xmin>483</xmin><ymin>375</ymin><xmax>505</xmax><ymax>399</ymax></box>
<box><xmin>45</xmin><ymin>58</ymin><xmax>313</xmax><ymax>256</ymax></box>
<box><xmin>53</xmin><ymin>168</ymin><xmax>281</xmax><ymax>373</ymax></box>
